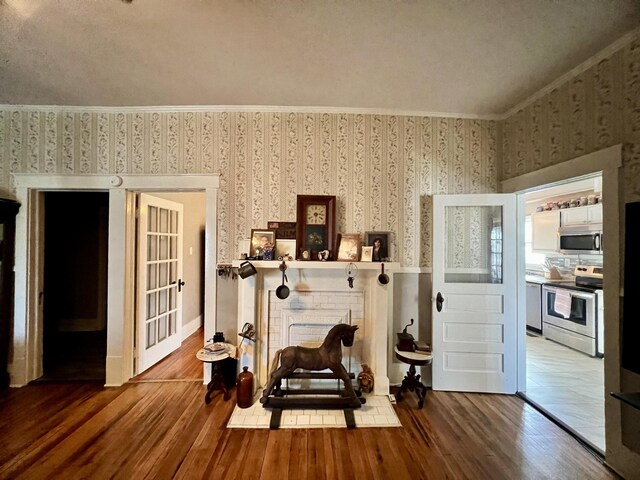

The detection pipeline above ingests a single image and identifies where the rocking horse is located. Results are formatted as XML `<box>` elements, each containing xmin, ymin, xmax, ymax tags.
<box><xmin>260</xmin><ymin>323</ymin><xmax>364</xmax><ymax>427</ymax></box>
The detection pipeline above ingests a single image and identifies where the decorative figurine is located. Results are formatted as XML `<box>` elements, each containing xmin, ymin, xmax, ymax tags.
<box><xmin>357</xmin><ymin>364</ymin><xmax>374</xmax><ymax>393</ymax></box>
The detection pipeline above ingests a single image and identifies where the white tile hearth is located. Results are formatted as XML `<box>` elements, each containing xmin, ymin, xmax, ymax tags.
<box><xmin>227</xmin><ymin>395</ymin><xmax>401</xmax><ymax>429</ymax></box>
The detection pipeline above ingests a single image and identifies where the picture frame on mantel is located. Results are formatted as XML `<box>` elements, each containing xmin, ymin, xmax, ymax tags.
<box><xmin>336</xmin><ymin>233</ymin><xmax>361</xmax><ymax>262</ymax></box>
<box><xmin>267</xmin><ymin>221</ymin><xmax>297</xmax><ymax>240</ymax></box>
<box><xmin>250</xmin><ymin>228</ymin><xmax>276</xmax><ymax>259</ymax></box>
<box><xmin>364</xmin><ymin>231</ymin><xmax>390</xmax><ymax>262</ymax></box>
<box><xmin>361</xmin><ymin>246</ymin><xmax>373</xmax><ymax>262</ymax></box>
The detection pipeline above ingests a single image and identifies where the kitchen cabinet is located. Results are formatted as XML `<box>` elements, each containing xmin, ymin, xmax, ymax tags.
<box><xmin>526</xmin><ymin>282</ymin><xmax>542</xmax><ymax>332</ymax></box>
<box><xmin>531</xmin><ymin>210</ymin><xmax>560</xmax><ymax>252</ymax></box>
<box><xmin>561</xmin><ymin>204</ymin><xmax>602</xmax><ymax>226</ymax></box>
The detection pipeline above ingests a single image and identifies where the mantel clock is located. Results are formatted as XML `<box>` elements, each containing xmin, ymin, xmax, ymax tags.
<box><xmin>296</xmin><ymin>195</ymin><xmax>336</xmax><ymax>260</ymax></box>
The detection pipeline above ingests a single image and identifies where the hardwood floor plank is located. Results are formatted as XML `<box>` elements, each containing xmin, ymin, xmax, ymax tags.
<box><xmin>0</xmin><ymin>378</ymin><xmax>619</xmax><ymax>479</ymax></box>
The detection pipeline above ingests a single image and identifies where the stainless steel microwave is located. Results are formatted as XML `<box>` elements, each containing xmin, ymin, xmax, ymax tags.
<box><xmin>558</xmin><ymin>224</ymin><xmax>602</xmax><ymax>254</ymax></box>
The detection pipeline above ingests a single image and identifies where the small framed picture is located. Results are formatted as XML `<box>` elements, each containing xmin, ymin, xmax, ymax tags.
<box><xmin>336</xmin><ymin>233</ymin><xmax>361</xmax><ymax>262</ymax></box>
<box><xmin>267</xmin><ymin>221</ymin><xmax>297</xmax><ymax>239</ymax></box>
<box><xmin>275</xmin><ymin>239</ymin><xmax>296</xmax><ymax>260</ymax></box>
<box><xmin>361</xmin><ymin>246</ymin><xmax>373</xmax><ymax>262</ymax></box>
<box><xmin>364</xmin><ymin>231</ymin><xmax>390</xmax><ymax>262</ymax></box>
<box><xmin>250</xmin><ymin>228</ymin><xmax>276</xmax><ymax>258</ymax></box>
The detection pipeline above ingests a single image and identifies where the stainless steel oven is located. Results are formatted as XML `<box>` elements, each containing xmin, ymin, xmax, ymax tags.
<box><xmin>542</xmin><ymin>284</ymin><xmax>597</xmax><ymax>356</ymax></box>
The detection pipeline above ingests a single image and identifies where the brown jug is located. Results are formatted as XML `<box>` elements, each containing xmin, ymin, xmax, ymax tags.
<box><xmin>236</xmin><ymin>366</ymin><xmax>254</xmax><ymax>409</ymax></box>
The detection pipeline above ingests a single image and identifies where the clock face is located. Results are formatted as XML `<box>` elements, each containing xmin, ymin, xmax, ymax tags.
<box><xmin>306</xmin><ymin>204</ymin><xmax>327</xmax><ymax>224</ymax></box>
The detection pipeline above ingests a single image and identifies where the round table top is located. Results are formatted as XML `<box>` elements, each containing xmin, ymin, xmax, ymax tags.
<box><xmin>394</xmin><ymin>345</ymin><xmax>433</xmax><ymax>365</ymax></box>
<box><xmin>196</xmin><ymin>342</ymin><xmax>236</xmax><ymax>362</ymax></box>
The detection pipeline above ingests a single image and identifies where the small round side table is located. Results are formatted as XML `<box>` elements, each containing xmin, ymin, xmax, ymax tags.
<box><xmin>196</xmin><ymin>343</ymin><xmax>236</xmax><ymax>404</ymax></box>
<box><xmin>394</xmin><ymin>345</ymin><xmax>432</xmax><ymax>409</ymax></box>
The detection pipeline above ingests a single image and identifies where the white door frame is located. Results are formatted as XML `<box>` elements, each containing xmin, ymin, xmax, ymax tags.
<box><xmin>10</xmin><ymin>174</ymin><xmax>219</xmax><ymax>387</ymax></box>
<box><xmin>501</xmin><ymin>145</ymin><xmax>621</xmax><ymax>395</ymax></box>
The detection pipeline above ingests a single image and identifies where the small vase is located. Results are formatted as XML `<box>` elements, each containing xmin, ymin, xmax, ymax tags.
<box><xmin>236</xmin><ymin>366</ymin><xmax>254</xmax><ymax>409</ymax></box>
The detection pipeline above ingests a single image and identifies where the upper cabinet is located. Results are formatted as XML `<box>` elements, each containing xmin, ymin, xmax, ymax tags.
<box><xmin>561</xmin><ymin>204</ymin><xmax>602</xmax><ymax>226</ymax></box>
<box><xmin>531</xmin><ymin>210</ymin><xmax>560</xmax><ymax>252</ymax></box>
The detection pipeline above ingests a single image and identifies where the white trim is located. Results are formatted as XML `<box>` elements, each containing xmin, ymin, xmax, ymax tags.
<box><xmin>182</xmin><ymin>315</ymin><xmax>203</xmax><ymax>341</ymax></box>
<box><xmin>501</xmin><ymin>26</ymin><xmax>640</xmax><ymax>119</ymax></box>
<box><xmin>13</xmin><ymin>174</ymin><xmax>220</xmax><ymax>190</ymax></box>
<box><xmin>10</xmin><ymin>174</ymin><xmax>219</xmax><ymax>387</ymax></box>
<box><xmin>0</xmin><ymin>104</ymin><xmax>500</xmax><ymax>120</ymax></box>
<box><xmin>501</xmin><ymin>144</ymin><xmax>622</xmax><ymax>193</ymax></box>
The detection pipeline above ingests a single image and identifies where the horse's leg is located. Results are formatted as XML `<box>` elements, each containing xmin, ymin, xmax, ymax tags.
<box><xmin>260</xmin><ymin>366</ymin><xmax>295</xmax><ymax>404</ymax></box>
<box><xmin>331</xmin><ymin>363</ymin><xmax>356</xmax><ymax>399</ymax></box>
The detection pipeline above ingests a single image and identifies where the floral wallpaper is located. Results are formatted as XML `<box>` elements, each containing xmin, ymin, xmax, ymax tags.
<box><xmin>0</xmin><ymin>110</ymin><xmax>498</xmax><ymax>267</ymax></box>
<box><xmin>502</xmin><ymin>31</ymin><xmax>640</xmax><ymax>203</ymax></box>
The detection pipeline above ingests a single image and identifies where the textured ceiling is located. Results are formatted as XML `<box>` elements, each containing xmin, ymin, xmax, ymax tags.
<box><xmin>1</xmin><ymin>0</ymin><xmax>639</xmax><ymax>116</ymax></box>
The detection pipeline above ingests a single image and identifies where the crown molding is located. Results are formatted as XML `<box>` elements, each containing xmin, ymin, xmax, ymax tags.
<box><xmin>0</xmin><ymin>104</ymin><xmax>501</xmax><ymax>121</ymax></box>
<box><xmin>500</xmin><ymin>26</ymin><xmax>640</xmax><ymax>120</ymax></box>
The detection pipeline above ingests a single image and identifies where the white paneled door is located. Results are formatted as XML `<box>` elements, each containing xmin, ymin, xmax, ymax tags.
<box><xmin>432</xmin><ymin>194</ymin><xmax>517</xmax><ymax>393</ymax></box>
<box><xmin>136</xmin><ymin>194</ymin><xmax>184</xmax><ymax>374</ymax></box>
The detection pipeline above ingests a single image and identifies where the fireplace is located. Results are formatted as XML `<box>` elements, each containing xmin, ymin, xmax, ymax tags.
<box><xmin>234</xmin><ymin>261</ymin><xmax>398</xmax><ymax>396</ymax></box>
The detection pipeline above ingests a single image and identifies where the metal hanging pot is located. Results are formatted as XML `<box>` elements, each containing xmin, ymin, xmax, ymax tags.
<box><xmin>378</xmin><ymin>263</ymin><xmax>390</xmax><ymax>285</ymax></box>
<box><xmin>275</xmin><ymin>261</ymin><xmax>290</xmax><ymax>299</ymax></box>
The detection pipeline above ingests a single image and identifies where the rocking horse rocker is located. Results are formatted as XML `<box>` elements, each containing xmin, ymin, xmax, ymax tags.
<box><xmin>260</xmin><ymin>323</ymin><xmax>365</xmax><ymax>429</ymax></box>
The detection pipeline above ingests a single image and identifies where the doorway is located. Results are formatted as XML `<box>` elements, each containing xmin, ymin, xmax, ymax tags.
<box><xmin>520</xmin><ymin>174</ymin><xmax>605</xmax><ymax>453</ymax></box>
<box><xmin>11</xmin><ymin>174</ymin><xmax>220</xmax><ymax>387</ymax></box>
<box><xmin>41</xmin><ymin>191</ymin><xmax>109</xmax><ymax>382</ymax></box>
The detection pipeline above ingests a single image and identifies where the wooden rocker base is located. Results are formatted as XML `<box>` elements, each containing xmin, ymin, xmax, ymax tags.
<box><xmin>262</xmin><ymin>371</ymin><xmax>365</xmax><ymax>429</ymax></box>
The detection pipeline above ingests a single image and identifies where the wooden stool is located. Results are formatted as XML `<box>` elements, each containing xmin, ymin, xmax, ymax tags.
<box><xmin>394</xmin><ymin>345</ymin><xmax>432</xmax><ymax>409</ymax></box>
<box><xmin>196</xmin><ymin>343</ymin><xmax>236</xmax><ymax>404</ymax></box>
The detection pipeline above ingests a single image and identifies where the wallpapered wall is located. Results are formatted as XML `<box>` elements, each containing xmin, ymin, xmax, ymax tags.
<box><xmin>0</xmin><ymin>110</ymin><xmax>498</xmax><ymax>266</ymax></box>
<box><xmin>502</xmin><ymin>31</ymin><xmax>640</xmax><ymax>202</ymax></box>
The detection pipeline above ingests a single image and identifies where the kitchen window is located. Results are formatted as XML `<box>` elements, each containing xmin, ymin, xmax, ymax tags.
<box><xmin>525</xmin><ymin>216</ymin><xmax>546</xmax><ymax>267</ymax></box>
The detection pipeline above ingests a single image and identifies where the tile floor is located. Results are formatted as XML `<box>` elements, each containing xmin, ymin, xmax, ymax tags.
<box><xmin>525</xmin><ymin>333</ymin><xmax>605</xmax><ymax>452</ymax></box>
<box><xmin>227</xmin><ymin>394</ymin><xmax>401</xmax><ymax>429</ymax></box>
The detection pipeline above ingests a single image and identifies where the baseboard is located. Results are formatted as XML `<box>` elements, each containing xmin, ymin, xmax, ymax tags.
<box><xmin>183</xmin><ymin>315</ymin><xmax>203</xmax><ymax>340</ymax></box>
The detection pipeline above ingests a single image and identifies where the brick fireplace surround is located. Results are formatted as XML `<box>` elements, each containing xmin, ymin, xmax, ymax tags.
<box><xmin>234</xmin><ymin>261</ymin><xmax>400</xmax><ymax>396</ymax></box>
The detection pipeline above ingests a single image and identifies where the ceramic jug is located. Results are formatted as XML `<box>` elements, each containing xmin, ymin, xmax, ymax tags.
<box><xmin>236</xmin><ymin>366</ymin><xmax>254</xmax><ymax>408</ymax></box>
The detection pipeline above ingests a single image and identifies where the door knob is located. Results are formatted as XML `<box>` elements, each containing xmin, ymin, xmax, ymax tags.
<box><xmin>171</xmin><ymin>279</ymin><xmax>186</xmax><ymax>292</ymax></box>
<box><xmin>436</xmin><ymin>292</ymin><xmax>444</xmax><ymax>312</ymax></box>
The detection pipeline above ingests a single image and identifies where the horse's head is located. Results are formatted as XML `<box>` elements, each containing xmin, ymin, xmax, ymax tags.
<box><xmin>340</xmin><ymin>325</ymin><xmax>358</xmax><ymax>347</ymax></box>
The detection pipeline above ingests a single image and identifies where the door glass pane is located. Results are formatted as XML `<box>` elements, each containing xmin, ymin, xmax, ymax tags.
<box><xmin>169</xmin><ymin>312</ymin><xmax>176</xmax><ymax>335</ymax></box>
<box><xmin>169</xmin><ymin>285</ymin><xmax>176</xmax><ymax>310</ymax></box>
<box><xmin>159</xmin><ymin>262</ymin><xmax>168</xmax><ymax>287</ymax></box>
<box><xmin>158</xmin><ymin>315</ymin><xmax>167</xmax><ymax>342</ymax></box>
<box><xmin>148</xmin><ymin>235</ymin><xmax>157</xmax><ymax>261</ymax></box>
<box><xmin>171</xmin><ymin>211</ymin><xmax>178</xmax><ymax>233</ymax></box>
<box><xmin>444</xmin><ymin>205</ymin><xmax>503</xmax><ymax>284</ymax></box>
<box><xmin>159</xmin><ymin>235</ymin><xmax>168</xmax><ymax>260</ymax></box>
<box><xmin>148</xmin><ymin>206</ymin><xmax>157</xmax><ymax>233</ymax></box>
<box><xmin>146</xmin><ymin>320</ymin><xmax>156</xmax><ymax>349</ymax></box>
<box><xmin>160</xmin><ymin>208</ymin><xmax>168</xmax><ymax>233</ymax></box>
<box><xmin>169</xmin><ymin>261</ymin><xmax>177</xmax><ymax>283</ymax></box>
<box><xmin>158</xmin><ymin>288</ymin><xmax>167</xmax><ymax>314</ymax></box>
<box><xmin>170</xmin><ymin>237</ymin><xmax>177</xmax><ymax>259</ymax></box>
<box><xmin>148</xmin><ymin>264</ymin><xmax>157</xmax><ymax>290</ymax></box>
<box><xmin>147</xmin><ymin>292</ymin><xmax>156</xmax><ymax>319</ymax></box>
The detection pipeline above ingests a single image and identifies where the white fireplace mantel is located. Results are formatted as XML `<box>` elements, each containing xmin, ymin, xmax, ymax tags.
<box><xmin>234</xmin><ymin>260</ymin><xmax>400</xmax><ymax>396</ymax></box>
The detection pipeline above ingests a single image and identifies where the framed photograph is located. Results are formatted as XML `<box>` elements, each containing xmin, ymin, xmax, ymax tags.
<box><xmin>336</xmin><ymin>233</ymin><xmax>361</xmax><ymax>262</ymax></box>
<box><xmin>364</xmin><ymin>231</ymin><xmax>390</xmax><ymax>262</ymax></box>
<box><xmin>275</xmin><ymin>239</ymin><xmax>296</xmax><ymax>260</ymax></box>
<box><xmin>267</xmin><ymin>221</ymin><xmax>297</xmax><ymax>240</ymax></box>
<box><xmin>361</xmin><ymin>246</ymin><xmax>373</xmax><ymax>262</ymax></box>
<box><xmin>250</xmin><ymin>228</ymin><xmax>276</xmax><ymax>258</ymax></box>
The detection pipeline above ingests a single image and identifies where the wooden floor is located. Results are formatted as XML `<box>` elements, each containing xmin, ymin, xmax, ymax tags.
<box><xmin>0</xmin><ymin>330</ymin><xmax>619</xmax><ymax>479</ymax></box>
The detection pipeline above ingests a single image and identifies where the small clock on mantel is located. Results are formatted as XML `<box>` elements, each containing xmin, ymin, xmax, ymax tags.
<box><xmin>296</xmin><ymin>195</ymin><xmax>336</xmax><ymax>260</ymax></box>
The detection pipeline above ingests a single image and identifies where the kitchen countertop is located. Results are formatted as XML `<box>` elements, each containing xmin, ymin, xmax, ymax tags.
<box><xmin>526</xmin><ymin>274</ymin><xmax>598</xmax><ymax>293</ymax></box>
